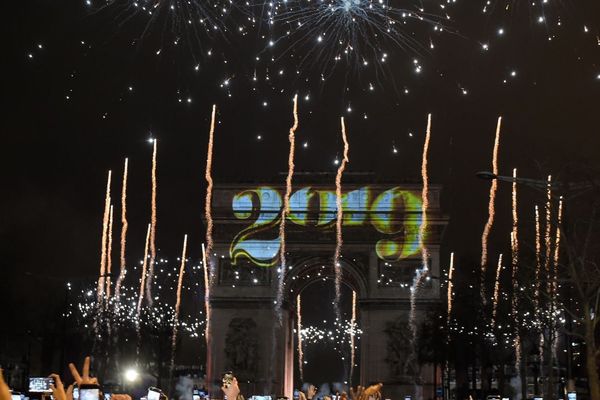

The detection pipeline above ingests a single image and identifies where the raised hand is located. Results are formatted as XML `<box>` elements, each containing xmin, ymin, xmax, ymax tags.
<box><xmin>349</xmin><ymin>386</ymin><xmax>364</xmax><ymax>400</ymax></box>
<box><xmin>306</xmin><ymin>385</ymin><xmax>317</xmax><ymax>400</ymax></box>
<box><xmin>221</xmin><ymin>377</ymin><xmax>240</xmax><ymax>400</ymax></box>
<box><xmin>69</xmin><ymin>357</ymin><xmax>98</xmax><ymax>386</ymax></box>
<box><xmin>0</xmin><ymin>369</ymin><xmax>11</xmax><ymax>400</ymax></box>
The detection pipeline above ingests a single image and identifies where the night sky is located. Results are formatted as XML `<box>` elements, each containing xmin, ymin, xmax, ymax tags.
<box><xmin>2</xmin><ymin>0</ymin><xmax>600</xmax><ymax>330</ymax></box>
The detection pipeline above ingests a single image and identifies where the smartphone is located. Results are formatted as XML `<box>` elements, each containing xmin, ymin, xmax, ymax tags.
<box><xmin>11</xmin><ymin>393</ymin><xmax>22</xmax><ymax>400</ymax></box>
<box><xmin>79</xmin><ymin>384</ymin><xmax>101</xmax><ymax>400</ymax></box>
<box><xmin>103</xmin><ymin>393</ymin><xmax>112</xmax><ymax>400</ymax></box>
<box><xmin>222</xmin><ymin>372</ymin><xmax>234</xmax><ymax>389</ymax></box>
<box><xmin>147</xmin><ymin>388</ymin><xmax>162</xmax><ymax>400</ymax></box>
<box><xmin>73</xmin><ymin>388</ymin><xmax>80</xmax><ymax>400</ymax></box>
<box><xmin>567</xmin><ymin>394</ymin><xmax>576</xmax><ymax>400</ymax></box>
<box><xmin>293</xmin><ymin>390</ymin><xmax>299</xmax><ymax>400</ymax></box>
<box><xmin>29</xmin><ymin>378</ymin><xmax>54</xmax><ymax>393</ymax></box>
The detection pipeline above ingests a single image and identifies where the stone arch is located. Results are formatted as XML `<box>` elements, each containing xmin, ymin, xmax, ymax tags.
<box><xmin>283</xmin><ymin>256</ymin><xmax>369</xmax><ymax>304</ymax></box>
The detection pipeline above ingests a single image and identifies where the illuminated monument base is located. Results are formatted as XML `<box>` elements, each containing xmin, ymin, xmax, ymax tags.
<box><xmin>206</xmin><ymin>183</ymin><xmax>448</xmax><ymax>400</ymax></box>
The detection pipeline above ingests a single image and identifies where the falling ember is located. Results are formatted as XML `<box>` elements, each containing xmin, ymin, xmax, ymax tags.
<box><xmin>446</xmin><ymin>252</ymin><xmax>455</xmax><ymax>327</ymax></box>
<box><xmin>296</xmin><ymin>294</ymin><xmax>304</xmax><ymax>383</ymax></box>
<box><xmin>409</xmin><ymin>114</ymin><xmax>432</xmax><ymax>344</ymax></box>
<box><xmin>170</xmin><ymin>234</ymin><xmax>188</xmax><ymax>378</ymax></box>
<box><xmin>491</xmin><ymin>254</ymin><xmax>503</xmax><ymax>330</ymax></box>
<box><xmin>205</xmin><ymin>106</ymin><xmax>216</xmax><ymax>284</ymax></box>
<box><xmin>349</xmin><ymin>290</ymin><xmax>357</xmax><ymax>385</ymax></box>
<box><xmin>106</xmin><ymin>205</ymin><xmax>114</xmax><ymax>301</ymax></box>
<box><xmin>146</xmin><ymin>140</ymin><xmax>158</xmax><ymax>306</ymax></box>
<box><xmin>114</xmin><ymin>158</ymin><xmax>129</xmax><ymax>304</ymax></box>
<box><xmin>276</xmin><ymin>95</ymin><xmax>299</xmax><ymax>323</ymax></box>
<box><xmin>544</xmin><ymin>176</ymin><xmax>553</xmax><ymax>296</ymax></box>
<box><xmin>334</xmin><ymin>116</ymin><xmax>350</xmax><ymax>323</ymax></box>
<box><xmin>201</xmin><ymin>243</ymin><xmax>213</xmax><ymax>396</ymax></box>
<box><xmin>480</xmin><ymin>117</ymin><xmax>502</xmax><ymax>300</ymax></box>
<box><xmin>97</xmin><ymin>170</ymin><xmax>112</xmax><ymax>311</ymax></box>
<box><xmin>534</xmin><ymin>205</ymin><xmax>542</xmax><ymax>310</ymax></box>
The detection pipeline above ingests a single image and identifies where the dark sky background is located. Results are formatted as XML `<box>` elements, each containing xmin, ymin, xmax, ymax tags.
<box><xmin>2</xmin><ymin>0</ymin><xmax>600</xmax><ymax>340</ymax></box>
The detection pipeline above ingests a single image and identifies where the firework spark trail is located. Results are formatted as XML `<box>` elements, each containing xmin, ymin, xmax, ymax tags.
<box><xmin>511</xmin><ymin>234</ymin><xmax>522</xmax><ymax>370</ymax></box>
<box><xmin>106</xmin><ymin>205</ymin><xmax>114</xmax><ymax>301</ymax></box>
<box><xmin>491</xmin><ymin>254</ymin><xmax>503</xmax><ymax>330</ymax></box>
<box><xmin>97</xmin><ymin>171</ymin><xmax>112</xmax><ymax>312</ymax></box>
<box><xmin>534</xmin><ymin>205</ymin><xmax>542</xmax><ymax>311</ymax></box>
<box><xmin>409</xmin><ymin>114</ymin><xmax>432</xmax><ymax>347</ymax></box>
<box><xmin>553</xmin><ymin>196</ymin><xmax>563</xmax><ymax>296</ymax></box>
<box><xmin>115</xmin><ymin>158</ymin><xmax>129</xmax><ymax>305</ymax></box>
<box><xmin>297</xmin><ymin>294</ymin><xmax>304</xmax><ymax>383</ymax></box>
<box><xmin>334</xmin><ymin>116</ymin><xmax>350</xmax><ymax>323</ymax></box>
<box><xmin>512</xmin><ymin>168</ymin><xmax>519</xmax><ymax>263</ymax></box>
<box><xmin>136</xmin><ymin>224</ymin><xmax>152</xmax><ymax>323</ymax></box>
<box><xmin>201</xmin><ymin>243</ymin><xmax>213</xmax><ymax>396</ymax></box>
<box><xmin>203</xmin><ymin>106</ymin><xmax>217</xmax><ymax>396</ymax></box>
<box><xmin>170</xmin><ymin>234</ymin><xmax>189</xmax><ymax>379</ymax></box>
<box><xmin>146</xmin><ymin>140</ymin><xmax>158</xmax><ymax>306</ymax></box>
<box><xmin>446</xmin><ymin>252</ymin><xmax>455</xmax><ymax>327</ymax></box>
<box><xmin>275</xmin><ymin>95</ymin><xmax>299</xmax><ymax>324</ymax></box>
<box><xmin>480</xmin><ymin>117</ymin><xmax>502</xmax><ymax>301</ymax></box>
<box><xmin>349</xmin><ymin>290</ymin><xmax>357</xmax><ymax>385</ymax></box>
<box><xmin>205</xmin><ymin>106</ymin><xmax>216</xmax><ymax>283</ymax></box>
<box><xmin>544</xmin><ymin>176</ymin><xmax>553</xmax><ymax>296</ymax></box>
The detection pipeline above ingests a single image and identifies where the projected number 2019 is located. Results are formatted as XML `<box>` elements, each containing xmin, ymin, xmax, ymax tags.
<box><xmin>230</xmin><ymin>186</ymin><xmax>426</xmax><ymax>266</ymax></box>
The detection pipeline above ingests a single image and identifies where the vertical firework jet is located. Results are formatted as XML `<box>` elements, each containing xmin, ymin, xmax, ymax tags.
<box><xmin>553</xmin><ymin>196</ymin><xmax>563</xmax><ymax>295</ymax></box>
<box><xmin>534</xmin><ymin>205</ymin><xmax>542</xmax><ymax>311</ymax></box>
<box><xmin>544</xmin><ymin>176</ymin><xmax>553</xmax><ymax>296</ymax></box>
<box><xmin>446</xmin><ymin>252</ymin><xmax>455</xmax><ymax>327</ymax></box>
<box><xmin>146</xmin><ymin>140</ymin><xmax>158</xmax><ymax>306</ymax></box>
<box><xmin>511</xmin><ymin>232</ymin><xmax>522</xmax><ymax>373</ymax></box>
<box><xmin>409</xmin><ymin>114</ymin><xmax>432</xmax><ymax>345</ymax></box>
<box><xmin>136</xmin><ymin>224</ymin><xmax>152</xmax><ymax>356</ymax></box>
<box><xmin>205</xmin><ymin>106</ymin><xmax>216</xmax><ymax>283</ymax></box>
<box><xmin>171</xmin><ymin>234</ymin><xmax>188</xmax><ymax>378</ymax></box>
<box><xmin>201</xmin><ymin>243</ymin><xmax>212</xmax><ymax>395</ymax></box>
<box><xmin>334</xmin><ymin>116</ymin><xmax>350</xmax><ymax>323</ymax></box>
<box><xmin>350</xmin><ymin>290</ymin><xmax>357</xmax><ymax>385</ymax></box>
<box><xmin>137</xmin><ymin>224</ymin><xmax>152</xmax><ymax>322</ymax></box>
<box><xmin>511</xmin><ymin>169</ymin><xmax>521</xmax><ymax>372</ymax></box>
<box><xmin>491</xmin><ymin>254</ymin><xmax>503</xmax><ymax>330</ymax></box>
<box><xmin>106</xmin><ymin>205</ymin><xmax>114</xmax><ymax>301</ymax></box>
<box><xmin>480</xmin><ymin>117</ymin><xmax>502</xmax><ymax>300</ymax></box>
<box><xmin>276</xmin><ymin>95</ymin><xmax>299</xmax><ymax>324</ymax></box>
<box><xmin>97</xmin><ymin>170</ymin><xmax>112</xmax><ymax>311</ymax></box>
<box><xmin>296</xmin><ymin>294</ymin><xmax>304</xmax><ymax>383</ymax></box>
<box><xmin>114</xmin><ymin>158</ymin><xmax>129</xmax><ymax>304</ymax></box>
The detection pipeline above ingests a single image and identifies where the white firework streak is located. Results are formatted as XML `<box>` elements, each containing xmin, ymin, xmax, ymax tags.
<box><xmin>297</xmin><ymin>294</ymin><xmax>304</xmax><ymax>382</ymax></box>
<box><xmin>171</xmin><ymin>234</ymin><xmax>189</xmax><ymax>376</ymax></box>
<box><xmin>409</xmin><ymin>113</ymin><xmax>432</xmax><ymax>345</ymax></box>
<box><xmin>446</xmin><ymin>252</ymin><xmax>455</xmax><ymax>327</ymax></box>
<box><xmin>334</xmin><ymin>116</ymin><xmax>349</xmax><ymax>323</ymax></box>
<box><xmin>146</xmin><ymin>139</ymin><xmax>158</xmax><ymax>306</ymax></box>
<box><xmin>114</xmin><ymin>158</ymin><xmax>129</xmax><ymax>306</ymax></box>
<box><xmin>97</xmin><ymin>170</ymin><xmax>112</xmax><ymax>313</ymax></box>
<box><xmin>275</xmin><ymin>94</ymin><xmax>299</xmax><ymax>324</ymax></box>
<box><xmin>480</xmin><ymin>117</ymin><xmax>502</xmax><ymax>300</ymax></box>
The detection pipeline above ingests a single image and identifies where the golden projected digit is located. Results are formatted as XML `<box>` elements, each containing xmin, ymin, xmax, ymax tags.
<box><xmin>370</xmin><ymin>188</ymin><xmax>423</xmax><ymax>261</ymax></box>
<box><xmin>230</xmin><ymin>187</ymin><xmax>283</xmax><ymax>266</ymax></box>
